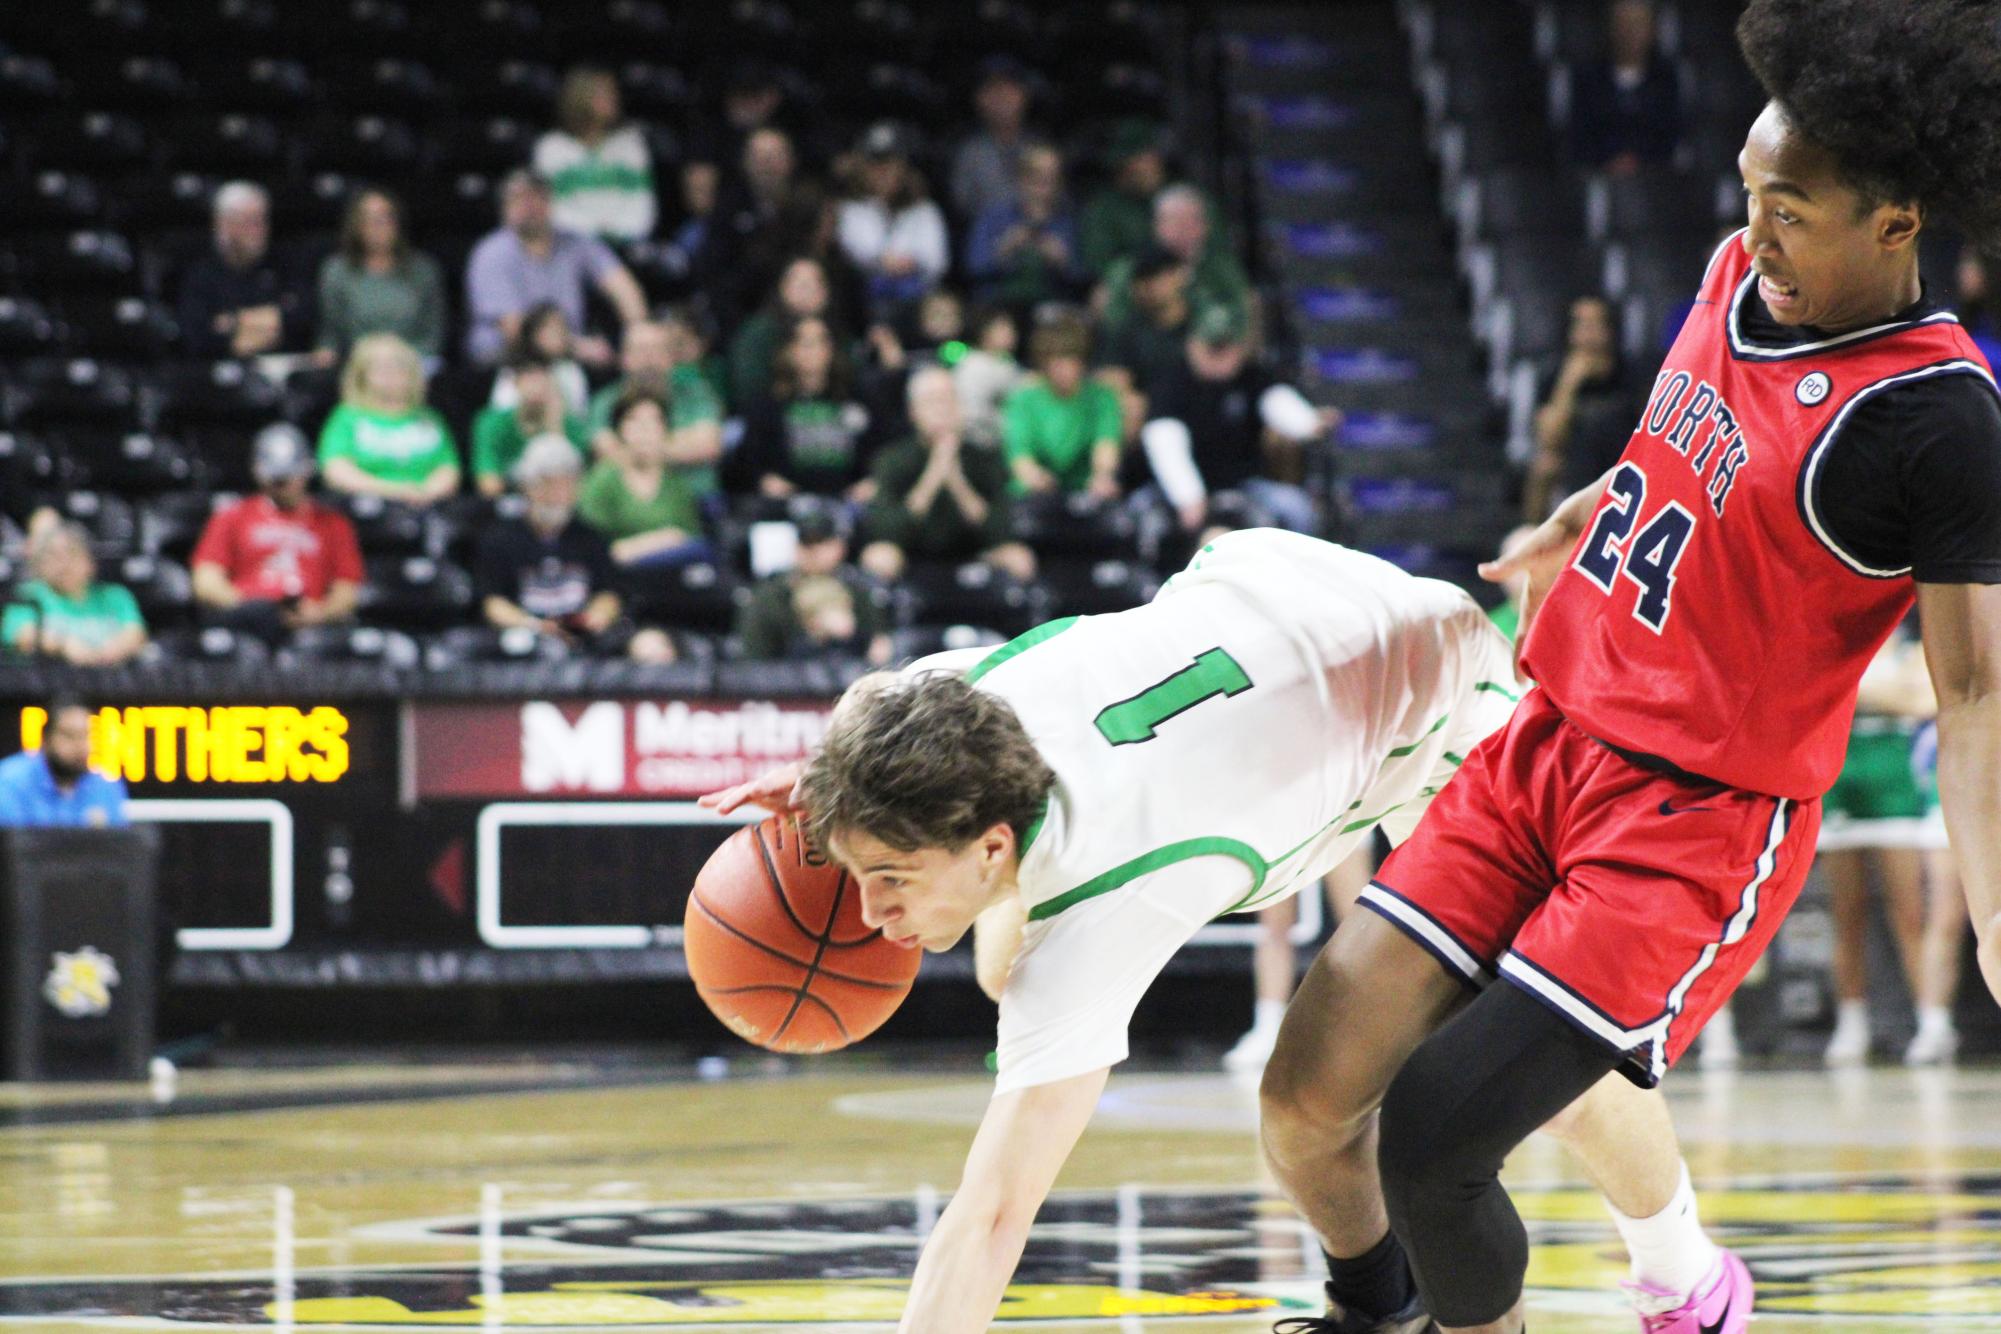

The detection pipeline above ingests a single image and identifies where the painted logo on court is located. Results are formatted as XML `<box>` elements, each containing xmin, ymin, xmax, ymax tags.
<box><xmin>42</xmin><ymin>947</ymin><xmax>118</xmax><ymax>1018</ymax></box>
<box><xmin>4</xmin><ymin>1179</ymin><xmax>2000</xmax><ymax>1325</ymax></box>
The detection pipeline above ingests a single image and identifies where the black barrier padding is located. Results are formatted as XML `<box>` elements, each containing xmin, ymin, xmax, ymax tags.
<box><xmin>1</xmin><ymin>827</ymin><xmax>159</xmax><ymax>1081</ymax></box>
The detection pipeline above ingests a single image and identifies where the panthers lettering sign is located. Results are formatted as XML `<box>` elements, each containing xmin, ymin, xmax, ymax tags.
<box><xmin>3</xmin><ymin>1180</ymin><xmax>1998</xmax><ymax>1326</ymax></box>
<box><xmin>410</xmin><ymin>699</ymin><xmax>835</xmax><ymax>799</ymax></box>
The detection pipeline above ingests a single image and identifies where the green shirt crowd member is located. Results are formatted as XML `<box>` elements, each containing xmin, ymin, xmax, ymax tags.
<box><xmin>317</xmin><ymin>402</ymin><xmax>457</xmax><ymax>487</ymax></box>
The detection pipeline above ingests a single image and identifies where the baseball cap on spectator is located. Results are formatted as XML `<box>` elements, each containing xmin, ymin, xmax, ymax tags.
<box><xmin>1105</xmin><ymin>117</ymin><xmax>1165</xmax><ymax>165</ymax></box>
<box><xmin>978</xmin><ymin>54</ymin><xmax>1032</xmax><ymax>88</ymax></box>
<box><xmin>859</xmin><ymin>121</ymin><xmax>911</xmax><ymax>160</ymax></box>
<box><xmin>513</xmin><ymin>433</ymin><xmax>584</xmax><ymax>485</ymax></box>
<box><xmin>251</xmin><ymin>423</ymin><xmax>314</xmax><ymax>483</ymax></box>
<box><xmin>1132</xmin><ymin>244</ymin><xmax>1188</xmax><ymax>284</ymax></box>
<box><xmin>793</xmin><ymin>501</ymin><xmax>842</xmax><ymax>546</ymax></box>
<box><xmin>1192</xmin><ymin>303</ymin><xmax>1248</xmax><ymax>346</ymax></box>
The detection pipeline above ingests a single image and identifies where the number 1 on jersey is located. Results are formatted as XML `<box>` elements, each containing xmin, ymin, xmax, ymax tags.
<box><xmin>1094</xmin><ymin>647</ymin><xmax>1253</xmax><ymax>746</ymax></box>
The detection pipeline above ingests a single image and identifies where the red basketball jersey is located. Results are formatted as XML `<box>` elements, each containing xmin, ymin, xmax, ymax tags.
<box><xmin>1522</xmin><ymin>230</ymin><xmax>1995</xmax><ymax>800</ymax></box>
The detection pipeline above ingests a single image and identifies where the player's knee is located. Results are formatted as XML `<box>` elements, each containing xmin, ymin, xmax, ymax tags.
<box><xmin>1258</xmin><ymin>1047</ymin><xmax>1371</xmax><ymax>1166</ymax></box>
<box><xmin>1537</xmin><ymin>1088</ymin><xmax>1597</xmax><ymax>1146</ymax></box>
<box><xmin>1376</xmin><ymin>1043</ymin><xmax>1484</xmax><ymax>1206</ymax></box>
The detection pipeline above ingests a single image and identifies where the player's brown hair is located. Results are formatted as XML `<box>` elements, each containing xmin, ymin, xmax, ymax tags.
<box><xmin>799</xmin><ymin>672</ymin><xmax>1054</xmax><ymax>855</ymax></box>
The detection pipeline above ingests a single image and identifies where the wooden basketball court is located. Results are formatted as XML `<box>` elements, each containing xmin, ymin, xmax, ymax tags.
<box><xmin>4</xmin><ymin>1059</ymin><xmax>1998</xmax><ymax>1331</ymax></box>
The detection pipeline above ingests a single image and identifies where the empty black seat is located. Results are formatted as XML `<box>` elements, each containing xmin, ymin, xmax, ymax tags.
<box><xmin>56</xmin><ymin>296</ymin><xmax>179</xmax><ymax>359</ymax></box>
<box><xmin>63</xmin><ymin>430</ymin><xmax>202</xmax><ymax>494</ymax></box>
<box><xmin>25</xmin><ymin>111</ymin><xmax>153</xmax><ymax>175</ymax></box>
<box><xmin>115</xmin><ymin>554</ymin><xmax>195</xmax><ymax>627</ymax></box>
<box><xmin>895</xmin><ymin>562</ymin><xmax>1052</xmax><ymax>637</ymax></box>
<box><xmin>1039</xmin><ymin>558</ymin><xmax>1159</xmax><ymax>618</ymax></box>
<box><xmin>1463</xmin><ymin>166</ymin><xmax>1588</xmax><ymax>242</ymax></box>
<box><xmin>298</xmin><ymin>115</ymin><xmax>422</xmax><ymax>176</ymax></box>
<box><xmin>50</xmin><ymin>490</ymin><xmax>142</xmax><ymax>560</ymax></box>
<box><xmin>151</xmin><ymin>624</ymin><xmax>272</xmax><ymax>664</ymax></box>
<box><xmin>453</xmin><ymin>60</ymin><xmax>562</xmax><ymax>117</ymax></box>
<box><xmin>286</xmin><ymin>623</ymin><xmax>422</xmax><ymax>668</ymax></box>
<box><xmin>2</xmin><ymin>230</ymin><xmax>149</xmax><ymax>295</ymax></box>
<box><xmin>1009</xmin><ymin>493</ymin><xmax>1143</xmax><ymax>560</ymax></box>
<box><xmin>0</xmin><ymin>297</ymin><xmax>65</xmax><ymax>358</ymax></box>
<box><xmin>616</xmin><ymin>560</ymin><xmax>746</xmax><ymax>634</ymax></box>
<box><xmin>1592</xmin><ymin>168</ymin><xmax>1730</xmax><ymax>241</ymax></box>
<box><xmin>336</xmin><ymin>494</ymin><xmax>436</xmax><ymax>556</ymax></box>
<box><xmin>429</xmin><ymin>118</ymin><xmax>537</xmax><ymax>176</ymax></box>
<box><xmin>163</xmin><ymin>113</ymin><xmax>287</xmax><ymax>174</ymax></box>
<box><xmin>7</xmin><ymin>359</ymin><xmax>144</xmax><ymax>432</ymax></box>
<box><xmin>424</xmin><ymin>624</ymin><xmax>572</xmax><ymax>669</ymax></box>
<box><xmin>0</xmin><ymin>432</ymin><xmax>66</xmax><ymax>518</ymax></box>
<box><xmin>142</xmin><ymin>490</ymin><xmax>238</xmax><ymax>562</ymax></box>
<box><xmin>356</xmin><ymin>555</ymin><xmax>475</xmax><ymax>630</ymax></box>
<box><xmin>0</xmin><ymin>172</ymin><xmax>108</xmax><ymax>236</ymax></box>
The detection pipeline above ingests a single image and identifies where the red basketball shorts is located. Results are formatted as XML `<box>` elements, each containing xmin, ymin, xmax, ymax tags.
<box><xmin>1358</xmin><ymin>688</ymin><xmax>1820</xmax><ymax>1086</ymax></box>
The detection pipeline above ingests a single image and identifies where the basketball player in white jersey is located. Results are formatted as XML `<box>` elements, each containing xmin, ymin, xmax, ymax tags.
<box><xmin>703</xmin><ymin>527</ymin><xmax>1733</xmax><ymax>1334</ymax></box>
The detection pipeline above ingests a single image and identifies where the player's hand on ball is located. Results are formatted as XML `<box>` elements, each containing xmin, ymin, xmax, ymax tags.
<box><xmin>699</xmin><ymin>761</ymin><xmax>809</xmax><ymax>816</ymax></box>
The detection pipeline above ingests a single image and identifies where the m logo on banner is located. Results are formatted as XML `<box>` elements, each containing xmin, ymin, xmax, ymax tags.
<box><xmin>520</xmin><ymin>702</ymin><xmax>625</xmax><ymax>792</ymax></box>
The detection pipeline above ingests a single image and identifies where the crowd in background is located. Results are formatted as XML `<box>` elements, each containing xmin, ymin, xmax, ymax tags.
<box><xmin>3</xmin><ymin>53</ymin><xmax>1343</xmax><ymax>672</ymax></box>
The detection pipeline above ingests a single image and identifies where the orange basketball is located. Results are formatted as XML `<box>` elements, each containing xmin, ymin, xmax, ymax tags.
<box><xmin>685</xmin><ymin>814</ymin><xmax>922</xmax><ymax>1053</ymax></box>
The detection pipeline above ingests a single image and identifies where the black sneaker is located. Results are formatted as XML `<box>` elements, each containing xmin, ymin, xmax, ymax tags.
<box><xmin>1273</xmin><ymin>1290</ymin><xmax>1438</xmax><ymax>1333</ymax></box>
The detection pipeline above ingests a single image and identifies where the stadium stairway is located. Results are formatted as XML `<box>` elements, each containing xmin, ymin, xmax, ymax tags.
<box><xmin>1221</xmin><ymin>2</ymin><xmax>1517</xmax><ymax>590</ymax></box>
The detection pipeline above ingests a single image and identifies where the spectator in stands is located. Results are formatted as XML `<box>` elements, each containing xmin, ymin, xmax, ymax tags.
<box><xmin>1525</xmin><ymin>295</ymin><xmax>1637</xmax><ymax>520</ymax></box>
<box><xmin>662</xmin><ymin>305</ymin><xmax>732</xmax><ymax>409</ymax></box>
<box><xmin>1957</xmin><ymin>250</ymin><xmax>2001</xmax><ymax>366</ymax></box>
<box><xmin>318</xmin><ymin>333</ymin><xmax>461</xmax><ymax>506</ymax></box>
<box><xmin>1103</xmin><ymin>184</ymin><xmax>1250</xmax><ymax>329</ymax></box>
<box><xmin>1079</xmin><ymin>119</ymin><xmax>1167</xmax><ymax>279</ymax></box>
<box><xmin>2</xmin><ymin>517</ymin><xmax>147</xmax><ymax>667</ymax></box>
<box><xmin>472</xmin><ymin>352</ymin><xmax>589</xmax><ymax>498</ymax></box>
<box><xmin>315</xmin><ymin>188</ymin><xmax>445</xmax><ymax>365</ymax></box>
<box><xmin>1098</xmin><ymin>246</ymin><xmax>1193</xmax><ymax>405</ymax></box>
<box><xmin>951</xmin><ymin>56</ymin><xmax>1034</xmax><ymax>222</ymax></box>
<box><xmin>838</xmin><ymin>123</ymin><xmax>950</xmax><ymax>313</ymax></box>
<box><xmin>476</xmin><ymin>435</ymin><xmax>674</xmax><ymax>663</ymax></box>
<box><xmin>536</xmin><ymin>66</ymin><xmax>657</xmax><ymax>244</ymax></box>
<box><xmin>673</xmin><ymin>160</ymin><xmax>722</xmax><ymax>280</ymax></box>
<box><xmin>587</xmin><ymin>320</ymin><xmax>725</xmax><ymax>494</ymax></box>
<box><xmin>191</xmin><ymin>424</ymin><xmax>364</xmax><ymax>643</ymax></box>
<box><xmin>953</xmin><ymin>306</ymin><xmax>1027</xmax><ymax>448</ymax></box>
<box><xmin>579</xmin><ymin>388</ymin><xmax>707</xmax><ymax>567</ymax></box>
<box><xmin>1002</xmin><ymin>315</ymin><xmax>1124</xmax><ymax>499</ymax></box>
<box><xmin>729</xmin><ymin>256</ymin><xmax>840</xmax><ymax>407</ymax></box>
<box><xmin>464</xmin><ymin>169</ymin><xmax>647</xmax><ymax>366</ymax></box>
<box><xmin>712</xmin><ymin>126</ymin><xmax>801</xmax><ymax>322</ymax></box>
<box><xmin>860</xmin><ymin>365</ymin><xmax>1034</xmax><ymax>584</ymax></box>
<box><xmin>966</xmin><ymin>143</ymin><xmax>1083</xmax><ymax>309</ymax></box>
<box><xmin>729</xmin><ymin>316</ymin><xmax>882</xmax><ymax>507</ymax></box>
<box><xmin>1569</xmin><ymin>0</ymin><xmax>1682</xmax><ymax>175</ymax></box>
<box><xmin>489</xmin><ymin>302</ymin><xmax>590</xmax><ymax>415</ymax></box>
<box><xmin>1138</xmin><ymin>305</ymin><xmax>1329</xmax><ymax>538</ymax></box>
<box><xmin>734</xmin><ymin>506</ymin><xmax>891</xmax><ymax>665</ymax></box>
<box><xmin>177</xmin><ymin>180</ymin><xmax>310</xmax><ymax>360</ymax></box>
<box><xmin>0</xmin><ymin>698</ymin><xmax>127</xmax><ymax>829</ymax></box>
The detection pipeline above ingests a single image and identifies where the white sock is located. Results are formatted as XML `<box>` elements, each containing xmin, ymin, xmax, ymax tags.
<box><xmin>1915</xmin><ymin>1005</ymin><xmax>1955</xmax><ymax>1036</ymax></box>
<box><xmin>1607</xmin><ymin>1161</ymin><xmax>1719</xmax><ymax>1301</ymax></box>
<box><xmin>1253</xmin><ymin>998</ymin><xmax>1287</xmax><ymax>1031</ymax></box>
<box><xmin>1834</xmin><ymin>999</ymin><xmax>1870</xmax><ymax>1031</ymax></box>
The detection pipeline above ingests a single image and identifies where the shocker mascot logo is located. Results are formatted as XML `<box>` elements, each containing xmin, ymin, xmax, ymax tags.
<box><xmin>42</xmin><ymin>947</ymin><xmax>119</xmax><ymax>1018</ymax></box>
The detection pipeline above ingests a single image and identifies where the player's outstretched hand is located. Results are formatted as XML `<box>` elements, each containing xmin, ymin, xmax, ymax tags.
<box><xmin>699</xmin><ymin>761</ymin><xmax>808</xmax><ymax>817</ymax></box>
<box><xmin>1480</xmin><ymin>469</ymin><xmax>1609</xmax><ymax>657</ymax></box>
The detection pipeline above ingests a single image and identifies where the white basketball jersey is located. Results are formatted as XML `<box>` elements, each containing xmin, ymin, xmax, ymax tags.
<box><xmin>909</xmin><ymin>529</ymin><xmax>1524</xmax><ymax>1092</ymax></box>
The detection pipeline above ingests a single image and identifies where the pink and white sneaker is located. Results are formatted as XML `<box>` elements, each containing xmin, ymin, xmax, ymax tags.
<box><xmin>1623</xmin><ymin>1249</ymin><xmax>1753</xmax><ymax>1334</ymax></box>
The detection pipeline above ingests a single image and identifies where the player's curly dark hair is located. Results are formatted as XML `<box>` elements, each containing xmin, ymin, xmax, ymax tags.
<box><xmin>800</xmin><ymin>673</ymin><xmax>1053</xmax><ymax>855</ymax></box>
<box><xmin>1737</xmin><ymin>0</ymin><xmax>2001</xmax><ymax>247</ymax></box>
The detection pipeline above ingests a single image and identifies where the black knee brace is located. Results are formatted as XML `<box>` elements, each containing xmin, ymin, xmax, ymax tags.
<box><xmin>1376</xmin><ymin>981</ymin><xmax>1620</xmax><ymax>1327</ymax></box>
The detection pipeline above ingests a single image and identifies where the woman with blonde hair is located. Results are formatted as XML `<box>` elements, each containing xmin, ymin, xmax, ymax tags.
<box><xmin>535</xmin><ymin>66</ymin><xmax>656</xmax><ymax>243</ymax></box>
<box><xmin>2</xmin><ymin>514</ymin><xmax>147</xmax><ymax>666</ymax></box>
<box><xmin>317</xmin><ymin>333</ymin><xmax>460</xmax><ymax>505</ymax></box>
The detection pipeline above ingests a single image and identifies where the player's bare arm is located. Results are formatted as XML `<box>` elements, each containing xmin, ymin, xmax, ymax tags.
<box><xmin>896</xmin><ymin>1066</ymin><xmax>1108</xmax><ymax>1334</ymax></box>
<box><xmin>1917</xmin><ymin>581</ymin><xmax>2001</xmax><ymax>1001</ymax></box>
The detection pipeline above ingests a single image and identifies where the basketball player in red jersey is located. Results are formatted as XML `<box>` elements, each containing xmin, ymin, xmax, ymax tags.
<box><xmin>1259</xmin><ymin>3</ymin><xmax>2001</xmax><ymax>1333</ymax></box>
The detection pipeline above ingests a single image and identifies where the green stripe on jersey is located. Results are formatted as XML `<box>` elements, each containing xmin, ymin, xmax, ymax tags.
<box><xmin>966</xmin><ymin>616</ymin><xmax>1080</xmax><ymax>684</ymax></box>
<box><xmin>1028</xmin><ymin>837</ymin><xmax>1268</xmax><ymax>922</ymax></box>
<box><xmin>1475</xmin><ymin>680</ymin><xmax>1522</xmax><ymax>703</ymax></box>
<box><xmin>1385</xmin><ymin>712</ymin><xmax>1449</xmax><ymax>758</ymax></box>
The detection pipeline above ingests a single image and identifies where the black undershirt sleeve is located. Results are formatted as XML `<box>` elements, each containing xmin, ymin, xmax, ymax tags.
<box><xmin>1812</xmin><ymin>373</ymin><xmax>2001</xmax><ymax>584</ymax></box>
